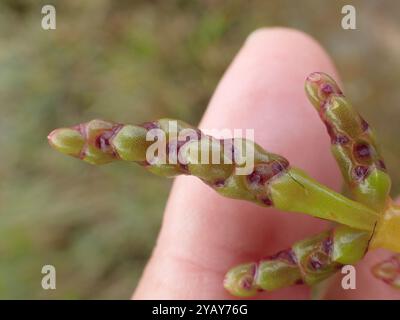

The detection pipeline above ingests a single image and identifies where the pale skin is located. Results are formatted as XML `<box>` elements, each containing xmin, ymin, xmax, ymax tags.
<box><xmin>133</xmin><ymin>28</ymin><xmax>399</xmax><ymax>299</ymax></box>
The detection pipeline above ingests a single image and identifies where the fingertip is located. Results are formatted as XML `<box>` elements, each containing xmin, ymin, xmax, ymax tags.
<box><xmin>244</xmin><ymin>27</ymin><xmax>337</xmax><ymax>79</ymax></box>
<box><xmin>245</xmin><ymin>27</ymin><xmax>328</xmax><ymax>54</ymax></box>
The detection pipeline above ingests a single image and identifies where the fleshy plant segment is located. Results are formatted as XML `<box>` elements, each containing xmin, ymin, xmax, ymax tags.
<box><xmin>48</xmin><ymin>119</ymin><xmax>378</xmax><ymax>230</ymax></box>
<box><xmin>48</xmin><ymin>72</ymin><xmax>400</xmax><ymax>297</ymax></box>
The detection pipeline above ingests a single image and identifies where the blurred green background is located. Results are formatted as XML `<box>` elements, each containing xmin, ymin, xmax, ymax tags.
<box><xmin>0</xmin><ymin>0</ymin><xmax>399</xmax><ymax>299</ymax></box>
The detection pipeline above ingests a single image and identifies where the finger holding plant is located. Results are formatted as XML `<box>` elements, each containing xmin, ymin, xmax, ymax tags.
<box><xmin>48</xmin><ymin>72</ymin><xmax>400</xmax><ymax>297</ymax></box>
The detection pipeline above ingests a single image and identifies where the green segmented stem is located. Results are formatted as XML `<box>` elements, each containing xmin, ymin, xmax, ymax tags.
<box><xmin>224</xmin><ymin>72</ymin><xmax>392</xmax><ymax>297</ymax></box>
<box><xmin>305</xmin><ymin>72</ymin><xmax>391</xmax><ymax>212</ymax></box>
<box><xmin>306</xmin><ymin>72</ymin><xmax>396</xmax><ymax>286</ymax></box>
<box><xmin>48</xmin><ymin>118</ymin><xmax>378</xmax><ymax>230</ymax></box>
<box><xmin>224</xmin><ymin>226</ymin><xmax>370</xmax><ymax>297</ymax></box>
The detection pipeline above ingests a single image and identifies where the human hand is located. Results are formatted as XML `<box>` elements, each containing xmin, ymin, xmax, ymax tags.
<box><xmin>133</xmin><ymin>28</ymin><xmax>399</xmax><ymax>300</ymax></box>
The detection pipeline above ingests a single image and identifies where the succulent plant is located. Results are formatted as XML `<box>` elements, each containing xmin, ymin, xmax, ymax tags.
<box><xmin>48</xmin><ymin>72</ymin><xmax>400</xmax><ymax>297</ymax></box>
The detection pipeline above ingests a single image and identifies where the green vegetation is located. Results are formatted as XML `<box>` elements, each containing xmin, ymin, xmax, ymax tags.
<box><xmin>1</xmin><ymin>0</ymin><xmax>400</xmax><ymax>298</ymax></box>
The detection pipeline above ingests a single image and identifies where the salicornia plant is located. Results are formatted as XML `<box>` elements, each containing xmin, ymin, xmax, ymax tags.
<box><xmin>48</xmin><ymin>72</ymin><xmax>400</xmax><ymax>297</ymax></box>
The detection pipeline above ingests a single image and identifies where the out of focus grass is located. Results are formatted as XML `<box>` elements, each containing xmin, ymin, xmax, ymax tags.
<box><xmin>0</xmin><ymin>0</ymin><xmax>399</xmax><ymax>298</ymax></box>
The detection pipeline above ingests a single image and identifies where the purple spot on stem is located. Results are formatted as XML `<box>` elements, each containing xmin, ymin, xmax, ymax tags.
<box><xmin>323</xmin><ymin>120</ymin><xmax>336</xmax><ymax>142</ymax></box>
<box><xmin>79</xmin><ymin>148</ymin><xmax>87</xmax><ymax>160</ymax></box>
<box><xmin>73</xmin><ymin>124</ymin><xmax>85</xmax><ymax>136</ymax></box>
<box><xmin>354</xmin><ymin>143</ymin><xmax>371</xmax><ymax>159</ymax></box>
<box><xmin>137</xmin><ymin>160</ymin><xmax>150</xmax><ymax>167</ymax></box>
<box><xmin>269</xmin><ymin>249</ymin><xmax>297</xmax><ymax>265</ymax></box>
<box><xmin>271</xmin><ymin>159</ymin><xmax>289</xmax><ymax>174</ymax></box>
<box><xmin>307</xmin><ymin>72</ymin><xmax>322</xmax><ymax>82</ymax></box>
<box><xmin>321</xmin><ymin>83</ymin><xmax>333</xmax><ymax>94</ymax></box>
<box><xmin>333</xmin><ymin>134</ymin><xmax>349</xmax><ymax>145</ymax></box>
<box><xmin>353</xmin><ymin>165</ymin><xmax>369</xmax><ymax>180</ymax></box>
<box><xmin>195</xmin><ymin>129</ymin><xmax>203</xmax><ymax>139</ymax></box>
<box><xmin>166</xmin><ymin>139</ymin><xmax>192</xmax><ymax>167</ymax></box>
<box><xmin>214</xmin><ymin>179</ymin><xmax>225</xmax><ymax>188</ymax></box>
<box><xmin>94</xmin><ymin>125</ymin><xmax>122</xmax><ymax>155</ymax></box>
<box><xmin>377</xmin><ymin>159</ymin><xmax>386</xmax><ymax>170</ymax></box>
<box><xmin>141</xmin><ymin>121</ymin><xmax>159</xmax><ymax>130</ymax></box>
<box><xmin>261</xmin><ymin>196</ymin><xmax>273</xmax><ymax>206</ymax></box>
<box><xmin>309</xmin><ymin>258</ymin><xmax>323</xmax><ymax>270</ymax></box>
<box><xmin>322</xmin><ymin>237</ymin><xmax>333</xmax><ymax>255</ymax></box>
<box><xmin>247</xmin><ymin>161</ymin><xmax>289</xmax><ymax>186</ymax></box>
<box><xmin>241</xmin><ymin>278</ymin><xmax>252</xmax><ymax>290</ymax></box>
<box><xmin>95</xmin><ymin>135</ymin><xmax>110</xmax><ymax>149</ymax></box>
<box><xmin>248</xmin><ymin>171</ymin><xmax>261</xmax><ymax>184</ymax></box>
<box><xmin>361</xmin><ymin>118</ymin><xmax>369</xmax><ymax>132</ymax></box>
<box><xmin>179</xmin><ymin>163</ymin><xmax>189</xmax><ymax>173</ymax></box>
<box><xmin>166</xmin><ymin>141</ymin><xmax>178</xmax><ymax>157</ymax></box>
